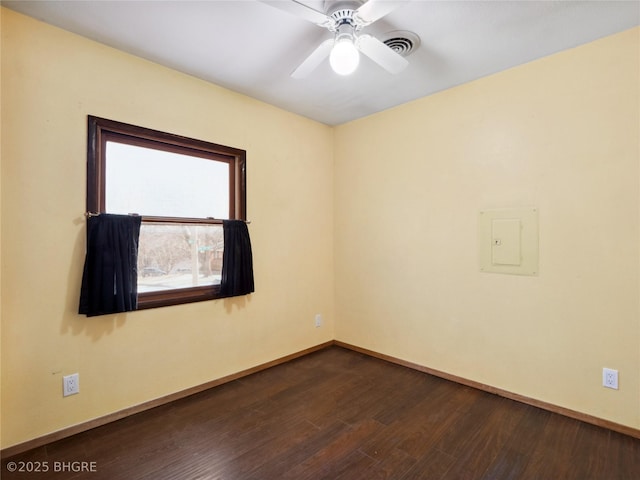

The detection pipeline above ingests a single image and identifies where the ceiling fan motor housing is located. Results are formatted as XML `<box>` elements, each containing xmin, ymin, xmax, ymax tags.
<box><xmin>325</xmin><ymin>0</ymin><xmax>366</xmax><ymax>31</ymax></box>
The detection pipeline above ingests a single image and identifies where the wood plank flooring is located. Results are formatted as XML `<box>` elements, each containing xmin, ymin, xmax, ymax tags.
<box><xmin>3</xmin><ymin>346</ymin><xmax>639</xmax><ymax>479</ymax></box>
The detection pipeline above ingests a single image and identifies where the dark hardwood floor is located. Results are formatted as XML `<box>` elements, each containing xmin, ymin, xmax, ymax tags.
<box><xmin>3</xmin><ymin>346</ymin><xmax>639</xmax><ymax>479</ymax></box>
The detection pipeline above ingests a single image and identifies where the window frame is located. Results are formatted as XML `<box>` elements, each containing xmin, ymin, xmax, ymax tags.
<box><xmin>86</xmin><ymin>115</ymin><xmax>247</xmax><ymax>309</ymax></box>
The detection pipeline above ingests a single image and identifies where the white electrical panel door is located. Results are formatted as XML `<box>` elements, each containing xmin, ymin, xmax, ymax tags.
<box><xmin>479</xmin><ymin>208</ymin><xmax>539</xmax><ymax>276</ymax></box>
<box><xmin>491</xmin><ymin>218</ymin><xmax>522</xmax><ymax>266</ymax></box>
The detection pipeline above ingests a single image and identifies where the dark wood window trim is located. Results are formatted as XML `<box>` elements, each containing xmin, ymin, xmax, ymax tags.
<box><xmin>86</xmin><ymin>115</ymin><xmax>247</xmax><ymax>309</ymax></box>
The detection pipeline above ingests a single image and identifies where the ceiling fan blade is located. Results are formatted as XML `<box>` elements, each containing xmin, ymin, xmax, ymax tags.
<box><xmin>261</xmin><ymin>0</ymin><xmax>331</xmax><ymax>27</ymax></box>
<box><xmin>357</xmin><ymin>34</ymin><xmax>408</xmax><ymax>74</ymax></box>
<box><xmin>355</xmin><ymin>0</ymin><xmax>409</xmax><ymax>25</ymax></box>
<box><xmin>291</xmin><ymin>38</ymin><xmax>335</xmax><ymax>78</ymax></box>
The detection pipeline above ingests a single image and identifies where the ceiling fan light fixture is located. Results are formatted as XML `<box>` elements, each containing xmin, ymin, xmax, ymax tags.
<box><xmin>329</xmin><ymin>34</ymin><xmax>360</xmax><ymax>75</ymax></box>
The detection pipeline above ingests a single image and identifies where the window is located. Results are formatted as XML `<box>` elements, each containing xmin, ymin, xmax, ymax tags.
<box><xmin>87</xmin><ymin>116</ymin><xmax>246</xmax><ymax>309</ymax></box>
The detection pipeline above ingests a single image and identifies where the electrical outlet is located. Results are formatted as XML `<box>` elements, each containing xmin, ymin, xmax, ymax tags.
<box><xmin>602</xmin><ymin>368</ymin><xmax>618</xmax><ymax>390</ymax></box>
<box><xmin>314</xmin><ymin>314</ymin><xmax>323</xmax><ymax>328</ymax></box>
<box><xmin>63</xmin><ymin>373</ymin><xmax>80</xmax><ymax>397</ymax></box>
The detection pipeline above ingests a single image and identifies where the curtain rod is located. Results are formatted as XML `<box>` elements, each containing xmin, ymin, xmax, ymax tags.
<box><xmin>84</xmin><ymin>212</ymin><xmax>251</xmax><ymax>224</ymax></box>
<box><xmin>85</xmin><ymin>212</ymin><xmax>138</xmax><ymax>218</ymax></box>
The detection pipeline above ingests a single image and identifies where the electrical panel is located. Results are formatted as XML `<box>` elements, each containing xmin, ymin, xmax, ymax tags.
<box><xmin>479</xmin><ymin>207</ymin><xmax>539</xmax><ymax>276</ymax></box>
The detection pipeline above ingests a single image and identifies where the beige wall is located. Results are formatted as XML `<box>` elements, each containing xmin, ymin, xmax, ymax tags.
<box><xmin>334</xmin><ymin>27</ymin><xmax>640</xmax><ymax>429</ymax></box>
<box><xmin>2</xmin><ymin>7</ymin><xmax>639</xmax><ymax>450</ymax></box>
<box><xmin>0</xmin><ymin>9</ymin><xmax>334</xmax><ymax>448</ymax></box>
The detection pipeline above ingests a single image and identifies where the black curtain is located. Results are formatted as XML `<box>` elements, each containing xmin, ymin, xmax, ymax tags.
<box><xmin>79</xmin><ymin>214</ymin><xmax>142</xmax><ymax>317</ymax></box>
<box><xmin>220</xmin><ymin>220</ymin><xmax>254</xmax><ymax>298</ymax></box>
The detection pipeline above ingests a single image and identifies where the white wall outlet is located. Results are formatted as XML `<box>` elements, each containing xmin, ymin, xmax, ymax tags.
<box><xmin>314</xmin><ymin>314</ymin><xmax>323</xmax><ymax>328</ymax></box>
<box><xmin>63</xmin><ymin>373</ymin><xmax>80</xmax><ymax>397</ymax></box>
<box><xmin>602</xmin><ymin>368</ymin><xmax>618</xmax><ymax>390</ymax></box>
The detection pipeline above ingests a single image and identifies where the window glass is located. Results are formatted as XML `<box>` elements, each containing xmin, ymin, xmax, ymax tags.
<box><xmin>105</xmin><ymin>142</ymin><xmax>230</xmax><ymax>219</ymax></box>
<box><xmin>137</xmin><ymin>223</ymin><xmax>224</xmax><ymax>293</ymax></box>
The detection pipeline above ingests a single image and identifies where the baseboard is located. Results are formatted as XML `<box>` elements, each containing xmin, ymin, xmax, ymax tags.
<box><xmin>1</xmin><ymin>341</ymin><xmax>334</xmax><ymax>459</ymax></box>
<box><xmin>334</xmin><ymin>340</ymin><xmax>640</xmax><ymax>440</ymax></box>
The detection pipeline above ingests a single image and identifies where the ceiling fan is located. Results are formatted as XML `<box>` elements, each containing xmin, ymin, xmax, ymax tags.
<box><xmin>264</xmin><ymin>0</ymin><xmax>410</xmax><ymax>78</ymax></box>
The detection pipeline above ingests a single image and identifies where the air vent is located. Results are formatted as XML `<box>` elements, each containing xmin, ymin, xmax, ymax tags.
<box><xmin>381</xmin><ymin>31</ymin><xmax>420</xmax><ymax>57</ymax></box>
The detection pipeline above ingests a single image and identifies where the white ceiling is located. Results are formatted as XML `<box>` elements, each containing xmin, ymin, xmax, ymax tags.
<box><xmin>3</xmin><ymin>0</ymin><xmax>639</xmax><ymax>125</ymax></box>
